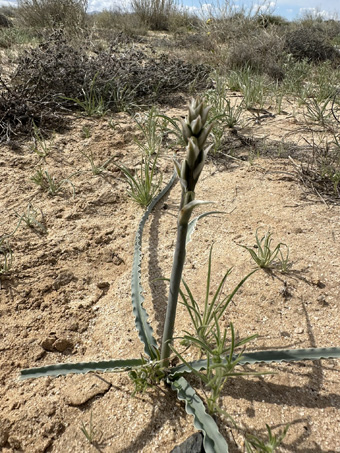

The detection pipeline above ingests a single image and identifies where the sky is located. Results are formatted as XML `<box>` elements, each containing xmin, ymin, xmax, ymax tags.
<box><xmin>1</xmin><ymin>0</ymin><xmax>340</xmax><ymax>21</ymax></box>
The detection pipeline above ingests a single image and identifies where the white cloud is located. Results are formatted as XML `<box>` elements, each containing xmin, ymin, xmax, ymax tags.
<box><xmin>299</xmin><ymin>6</ymin><xmax>338</xmax><ymax>19</ymax></box>
<box><xmin>88</xmin><ymin>0</ymin><xmax>132</xmax><ymax>12</ymax></box>
<box><xmin>0</xmin><ymin>0</ymin><xmax>16</xmax><ymax>7</ymax></box>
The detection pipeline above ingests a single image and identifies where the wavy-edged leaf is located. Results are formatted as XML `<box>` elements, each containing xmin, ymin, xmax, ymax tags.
<box><xmin>238</xmin><ymin>347</ymin><xmax>340</xmax><ymax>364</ymax></box>
<box><xmin>20</xmin><ymin>358</ymin><xmax>144</xmax><ymax>380</ymax></box>
<box><xmin>168</xmin><ymin>347</ymin><xmax>340</xmax><ymax>378</ymax></box>
<box><xmin>169</xmin><ymin>376</ymin><xmax>229</xmax><ymax>453</ymax></box>
<box><xmin>169</xmin><ymin>359</ymin><xmax>219</xmax><ymax>380</ymax></box>
<box><xmin>186</xmin><ymin>211</ymin><xmax>225</xmax><ymax>245</ymax></box>
<box><xmin>132</xmin><ymin>172</ymin><xmax>177</xmax><ymax>359</ymax></box>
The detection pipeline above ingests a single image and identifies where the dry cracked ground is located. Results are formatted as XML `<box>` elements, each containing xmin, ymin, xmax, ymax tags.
<box><xmin>0</xmin><ymin>101</ymin><xmax>340</xmax><ymax>452</ymax></box>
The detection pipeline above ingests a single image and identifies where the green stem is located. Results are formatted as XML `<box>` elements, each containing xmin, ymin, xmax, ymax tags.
<box><xmin>161</xmin><ymin>222</ymin><xmax>188</xmax><ymax>365</ymax></box>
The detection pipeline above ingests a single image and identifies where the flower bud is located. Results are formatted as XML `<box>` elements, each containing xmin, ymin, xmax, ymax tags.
<box><xmin>190</xmin><ymin>116</ymin><xmax>202</xmax><ymax>135</ymax></box>
<box><xmin>186</xmin><ymin>137</ymin><xmax>200</xmax><ymax>168</ymax></box>
<box><xmin>180</xmin><ymin>118</ymin><xmax>192</xmax><ymax>143</ymax></box>
<box><xmin>197</xmin><ymin>123</ymin><xmax>213</xmax><ymax>149</ymax></box>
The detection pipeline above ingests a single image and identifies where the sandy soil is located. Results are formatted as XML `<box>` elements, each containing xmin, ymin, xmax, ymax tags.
<box><xmin>0</xmin><ymin>102</ymin><xmax>340</xmax><ymax>452</ymax></box>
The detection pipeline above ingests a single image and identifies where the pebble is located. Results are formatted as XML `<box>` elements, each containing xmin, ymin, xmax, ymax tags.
<box><xmin>40</xmin><ymin>337</ymin><xmax>56</xmax><ymax>352</ymax></box>
<box><xmin>52</xmin><ymin>338</ymin><xmax>73</xmax><ymax>352</ymax></box>
<box><xmin>40</xmin><ymin>336</ymin><xmax>73</xmax><ymax>352</ymax></box>
<box><xmin>295</xmin><ymin>327</ymin><xmax>304</xmax><ymax>334</ymax></box>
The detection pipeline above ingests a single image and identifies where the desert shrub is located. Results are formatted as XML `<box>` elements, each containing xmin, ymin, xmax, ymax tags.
<box><xmin>0</xmin><ymin>13</ymin><xmax>12</xmax><ymax>28</ymax></box>
<box><xmin>0</xmin><ymin>6</ymin><xmax>16</xmax><ymax>18</ymax></box>
<box><xmin>298</xmin><ymin>12</ymin><xmax>340</xmax><ymax>40</ymax></box>
<box><xmin>12</xmin><ymin>30</ymin><xmax>91</xmax><ymax>100</ymax></box>
<box><xmin>167</xmin><ymin>9</ymin><xmax>200</xmax><ymax>33</ymax></box>
<box><xmin>284</xmin><ymin>26</ymin><xmax>339</xmax><ymax>63</ymax></box>
<box><xmin>91</xmin><ymin>9</ymin><xmax>147</xmax><ymax>37</ymax></box>
<box><xmin>0</xmin><ymin>27</ymin><xmax>39</xmax><ymax>48</ymax></box>
<box><xmin>203</xmin><ymin>12</ymin><xmax>259</xmax><ymax>43</ymax></box>
<box><xmin>16</xmin><ymin>0</ymin><xmax>88</xmax><ymax>31</ymax></box>
<box><xmin>131</xmin><ymin>0</ymin><xmax>177</xmax><ymax>30</ymax></box>
<box><xmin>227</xmin><ymin>29</ymin><xmax>286</xmax><ymax>80</ymax></box>
<box><xmin>174</xmin><ymin>32</ymin><xmax>216</xmax><ymax>52</ymax></box>
<box><xmin>0</xmin><ymin>30</ymin><xmax>211</xmax><ymax>140</ymax></box>
<box><xmin>256</xmin><ymin>13</ymin><xmax>289</xmax><ymax>28</ymax></box>
<box><xmin>88</xmin><ymin>46</ymin><xmax>211</xmax><ymax>106</ymax></box>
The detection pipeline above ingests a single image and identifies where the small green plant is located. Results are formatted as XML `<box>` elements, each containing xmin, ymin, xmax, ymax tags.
<box><xmin>204</xmin><ymin>75</ymin><xmax>244</xmax><ymax>153</ymax></box>
<box><xmin>81</xmin><ymin>125</ymin><xmax>91</xmax><ymax>139</ymax></box>
<box><xmin>172</xmin><ymin>321</ymin><xmax>259</xmax><ymax>416</ymax></box>
<box><xmin>134</xmin><ymin>106</ymin><xmax>164</xmax><ymax>156</ymax></box>
<box><xmin>240</xmin><ymin>230</ymin><xmax>287</xmax><ymax>270</ymax></box>
<box><xmin>128</xmin><ymin>353</ymin><xmax>166</xmax><ymax>396</ymax></box>
<box><xmin>31</xmin><ymin>168</ymin><xmax>75</xmax><ymax>197</ymax></box>
<box><xmin>116</xmin><ymin>154</ymin><xmax>162</xmax><ymax>207</ymax></box>
<box><xmin>178</xmin><ymin>246</ymin><xmax>256</xmax><ymax>349</ymax></box>
<box><xmin>66</xmin><ymin>73</ymin><xmax>107</xmax><ymax>117</ymax></box>
<box><xmin>227</xmin><ymin>68</ymin><xmax>267</xmax><ymax>110</ymax></box>
<box><xmin>31</xmin><ymin>122</ymin><xmax>53</xmax><ymax>158</ymax></box>
<box><xmin>303</xmin><ymin>96</ymin><xmax>332</xmax><ymax>126</ymax></box>
<box><xmin>245</xmin><ymin>423</ymin><xmax>290</xmax><ymax>452</ymax></box>
<box><xmin>80</xmin><ymin>412</ymin><xmax>97</xmax><ymax>445</ymax></box>
<box><xmin>15</xmin><ymin>203</ymin><xmax>46</xmax><ymax>234</ymax></box>
<box><xmin>80</xmin><ymin>150</ymin><xmax>115</xmax><ymax>176</ymax></box>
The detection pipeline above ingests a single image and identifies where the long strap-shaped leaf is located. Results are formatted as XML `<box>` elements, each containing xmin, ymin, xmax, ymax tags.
<box><xmin>169</xmin><ymin>376</ymin><xmax>229</xmax><ymax>453</ymax></box>
<box><xmin>20</xmin><ymin>358</ymin><xmax>144</xmax><ymax>380</ymax></box>
<box><xmin>168</xmin><ymin>347</ymin><xmax>340</xmax><ymax>378</ymax></box>
<box><xmin>238</xmin><ymin>347</ymin><xmax>340</xmax><ymax>364</ymax></box>
<box><xmin>132</xmin><ymin>171</ymin><xmax>177</xmax><ymax>359</ymax></box>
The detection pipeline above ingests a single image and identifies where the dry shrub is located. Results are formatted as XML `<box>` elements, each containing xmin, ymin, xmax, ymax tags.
<box><xmin>0</xmin><ymin>13</ymin><xmax>12</xmax><ymax>28</ymax></box>
<box><xmin>227</xmin><ymin>29</ymin><xmax>286</xmax><ymax>80</ymax></box>
<box><xmin>204</xmin><ymin>13</ymin><xmax>259</xmax><ymax>43</ymax></box>
<box><xmin>284</xmin><ymin>26</ymin><xmax>339</xmax><ymax>63</ymax></box>
<box><xmin>0</xmin><ymin>30</ymin><xmax>211</xmax><ymax>141</ymax></box>
<box><xmin>174</xmin><ymin>32</ymin><xmax>216</xmax><ymax>52</ymax></box>
<box><xmin>131</xmin><ymin>0</ymin><xmax>177</xmax><ymax>31</ymax></box>
<box><xmin>16</xmin><ymin>0</ymin><xmax>88</xmax><ymax>31</ymax></box>
<box><xmin>91</xmin><ymin>9</ymin><xmax>147</xmax><ymax>37</ymax></box>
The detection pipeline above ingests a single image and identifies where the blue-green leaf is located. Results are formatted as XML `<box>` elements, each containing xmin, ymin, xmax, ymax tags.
<box><xmin>169</xmin><ymin>376</ymin><xmax>229</xmax><ymax>453</ymax></box>
<box><xmin>132</xmin><ymin>172</ymin><xmax>177</xmax><ymax>359</ymax></box>
<box><xmin>20</xmin><ymin>358</ymin><xmax>144</xmax><ymax>380</ymax></box>
<box><xmin>238</xmin><ymin>347</ymin><xmax>340</xmax><ymax>364</ymax></box>
<box><xmin>168</xmin><ymin>347</ymin><xmax>340</xmax><ymax>378</ymax></box>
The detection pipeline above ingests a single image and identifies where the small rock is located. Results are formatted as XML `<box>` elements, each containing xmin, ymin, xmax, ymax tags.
<box><xmin>41</xmin><ymin>336</ymin><xmax>57</xmax><ymax>352</ymax></box>
<box><xmin>295</xmin><ymin>327</ymin><xmax>304</xmax><ymax>334</ymax></box>
<box><xmin>53</xmin><ymin>338</ymin><xmax>73</xmax><ymax>352</ymax></box>
<box><xmin>63</xmin><ymin>376</ymin><xmax>111</xmax><ymax>406</ymax></box>
<box><xmin>0</xmin><ymin>420</ymin><xmax>10</xmax><ymax>447</ymax></box>
<box><xmin>280</xmin><ymin>331</ymin><xmax>291</xmax><ymax>338</ymax></box>
<box><xmin>8</xmin><ymin>435</ymin><xmax>21</xmax><ymax>449</ymax></box>
<box><xmin>46</xmin><ymin>403</ymin><xmax>56</xmax><ymax>416</ymax></box>
<box><xmin>112</xmin><ymin>253</ymin><xmax>124</xmax><ymax>266</ymax></box>
<box><xmin>311</xmin><ymin>276</ymin><xmax>325</xmax><ymax>288</ymax></box>
<box><xmin>34</xmin><ymin>349</ymin><xmax>46</xmax><ymax>361</ymax></box>
<box><xmin>317</xmin><ymin>295</ymin><xmax>329</xmax><ymax>307</ymax></box>
<box><xmin>52</xmin><ymin>271</ymin><xmax>75</xmax><ymax>290</ymax></box>
<box><xmin>69</xmin><ymin>322</ymin><xmax>79</xmax><ymax>331</ymax></box>
<box><xmin>97</xmin><ymin>281</ymin><xmax>110</xmax><ymax>290</ymax></box>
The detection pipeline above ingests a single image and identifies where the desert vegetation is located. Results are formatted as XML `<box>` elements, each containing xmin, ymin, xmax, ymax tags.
<box><xmin>1</xmin><ymin>1</ymin><xmax>340</xmax><ymax>451</ymax></box>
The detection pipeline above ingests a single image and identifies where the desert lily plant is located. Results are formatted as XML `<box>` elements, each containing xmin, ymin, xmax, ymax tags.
<box><xmin>240</xmin><ymin>229</ymin><xmax>289</xmax><ymax>270</ymax></box>
<box><xmin>21</xmin><ymin>99</ymin><xmax>340</xmax><ymax>452</ymax></box>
